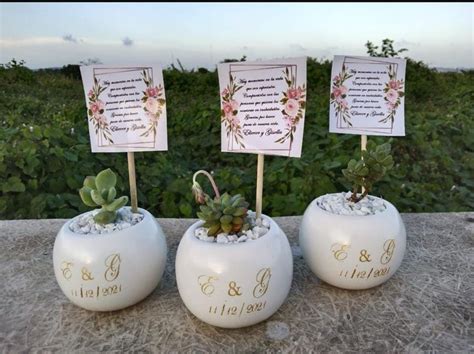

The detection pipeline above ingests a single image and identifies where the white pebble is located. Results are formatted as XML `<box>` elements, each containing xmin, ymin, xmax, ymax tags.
<box><xmin>227</xmin><ymin>235</ymin><xmax>238</xmax><ymax>242</ymax></box>
<box><xmin>238</xmin><ymin>236</ymin><xmax>248</xmax><ymax>242</ymax></box>
<box><xmin>216</xmin><ymin>234</ymin><xmax>228</xmax><ymax>243</ymax></box>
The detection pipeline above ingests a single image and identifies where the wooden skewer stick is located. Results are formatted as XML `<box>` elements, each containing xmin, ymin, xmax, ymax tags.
<box><xmin>361</xmin><ymin>135</ymin><xmax>367</xmax><ymax>194</ymax></box>
<box><xmin>127</xmin><ymin>152</ymin><xmax>138</xmax><ymax>213</ymax></box>
<box><xmin>255</xmin><ymin>153</ymin><xmax>265</xmax><ymax>219</ymax></box>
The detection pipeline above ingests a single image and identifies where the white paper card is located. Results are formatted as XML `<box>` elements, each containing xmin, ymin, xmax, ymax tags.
<box><xmin>329</xmin><ymin>56</ymin><xmax>406</xmax><ymax>136</ymax></box>
<box><xmin>79</xmin><ymin>65</ymin><xmax>167</xmax><ymax>152</ymax></box>
<box><xmin>218</xmin><ymin>57</ymin><xmax>307</xmax><ymax>157</ymax></box>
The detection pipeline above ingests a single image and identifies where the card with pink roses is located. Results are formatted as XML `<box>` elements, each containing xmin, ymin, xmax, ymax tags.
<box><xmin>217</xmin><ymin>57</ymin><xmax>307</xmax><ymax>158</ymax></box>
<box><xmin>79</xmin><ymin>65</ymin><xmax>167</xmax><ymax>152</ymax></box>
<box><xmin>329</xmin><ymin>55</ymin><xmax>406</xmax><ymax>136</ymax></box>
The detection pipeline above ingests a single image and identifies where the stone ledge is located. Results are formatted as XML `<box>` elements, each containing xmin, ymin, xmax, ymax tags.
<box><xmin>1</xmin><ymin>212</ymin><xmax>473</xmax><ymax>351</ymax></box>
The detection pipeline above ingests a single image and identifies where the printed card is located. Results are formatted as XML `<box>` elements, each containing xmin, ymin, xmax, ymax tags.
<box><xmin>218</xmin><ymin>57</ymin><xmax>307</xmax><ymax>157</ymax></box>
<box><xmin>79</xmin><ymin>65</ymin><xmax>167</xmax><ymax>152</ymax></box>
<box><xmin>329</xmin><ymin>55</ymin><xmax>406</xmax><ymax>136</ymax></box>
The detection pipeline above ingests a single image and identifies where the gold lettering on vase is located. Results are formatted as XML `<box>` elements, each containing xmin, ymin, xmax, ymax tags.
<box><xmin>81</xmin><ymin>267</ymin><xmax>94</xmax><ymax>281</ymax></box>
<box><xmin>380</xmin><ymin>239</ymin><xmax>396</xmax><ymax>265</ymax></box>
<box><xmin>104</xmin><ymin>253</ymin><xmax>121</xmax><ymax>282</ymax></box>
<box><xmin>359</xmin><ymin>249</ymin><xmax>372</xmax><ymax>262</ymax></box>
<box><xmin>70</xmin><ymin>284</ymin><xmax>122</xmax><ymax>299</ymax></box>
<box><xmin>228</xmin><ymin>281</ymin><xmax>242</xmax><ymax>296</ymax></box>
<box><xmin>208</xmin><ymin>301</ymin><xmax>267</xmax><ymax>317</ymax></box>
<box><xmin>253</xmin><ymin>268</ymin><xmax>272</xmax><ymax>298</ymax></box>
<box><xmin>331</xmin><ymin>243</ymin><xmax>350</xmax><ymax>261</ymax></box>
<box><xmin>61</xmin><ymin>261</ymin><xmax>73</xmax><ymax>280</ymax></box>
<box><xmin>198</xmin><ymin>275</ymin><xmax>218</xmax><ymax>296</ymax></box>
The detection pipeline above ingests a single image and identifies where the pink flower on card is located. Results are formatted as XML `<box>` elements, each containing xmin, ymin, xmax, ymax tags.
<box><xmin>388</xmin><ymin>80</ymin><xmax>401</xmax><ymax>90</ymax></box>
<box><xmin>386</xmin><ymin>89</ymin><xmax>399</xmax><ymax>104</ymax></box>
<box><xmin>90</xmin><ymin>100</ymin><xmax>105</xmax><ymax>115</ymax></box>
<box><xmin>336</xmin><ymin>97</ymin><xmax>348</xmax><ymax>110</ymax></box>
<box><xmin>285</xmin><ymin>99</ymin><xmax>299</xmax><ymax>117</ymax></box>
<box><xmin>339</xmin><ymin>85</ymin><xmax>347</xmax><ymax>95</ymax></box>
<box><xmin>386</xmin><ymin>101</ymin><xmax>396</xmax><ymax>111</ymax></box>
<box><xmin>287</xmin><ymin>87</ymin><xmax>301</xmax><ymax>100</ymax></box>
<box><xmin>221</xmin><ymin>88</ymin><xmax>229</xmax><ymax>97</ymax></box>
<box><xmin>146</xmin><ymin>86</ymin><xmax>161</xmax><ymax>98</ymax></box>
<box><xmin>230</xmin><ymin>99</ymin><xmax>239</xmax><ymax>112</ymax></box>
<box><xmin>145</xmin><ymin>97</ymin><xmax>160</xmax><ymax>114</ymax></box>
<box><xmin>223</xmin><ymin>101</ymin><xmax>234</xmax><ymax>116</ymax></box>
<box><xmin>333</xmin><ymin>74</ymin><xmax>341</xmax><ymax>82</ymax></box>
<box><xmin>88</xmin><ymin>89</ymin><xmax>94</xmax><ymax>98</ymax></box>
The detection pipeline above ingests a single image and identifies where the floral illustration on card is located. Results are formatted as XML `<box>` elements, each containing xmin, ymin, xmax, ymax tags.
<box><xmin>275</xmin><ymin>67</ymin><xmax>306</xmax><ymax>149</ymax></box>
<box><xmin>379</xmin><ymin>64</ymin><xmax>404</xmax><ymax>124</ymax></box>
<box><xmin>221</xmin><ymin>74</ymin><xmax>245</xmax><ymax>149</ymax></box>
<box><xmin>87</xmin><ymin>77</ymin><xmax>114</xmax><ymax>144</ymax></box>
<box><xmin>140</xmin><ymin>70</ymin><xmax>165</xmax><ymax>137</ymax></box>
<box><xmin>330</xmin><ymin>64</ymin><xmax>353</xmax><ymax>127</ymax></box>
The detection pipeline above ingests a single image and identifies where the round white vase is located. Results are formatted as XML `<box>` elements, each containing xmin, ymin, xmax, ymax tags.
<box><xmin>299</xmin><ymin>194</ymin><xmax>406</xmax><ymax>290</ymax></box>
<box><xmin>175</xmin><ymin>215</ymin><xmax>293</xmax><ymax>328</ymax></box>
<box><xmin>53</xmin><ymin>207</ymin><xmax>167</xmax><ymax>311</ymax></box>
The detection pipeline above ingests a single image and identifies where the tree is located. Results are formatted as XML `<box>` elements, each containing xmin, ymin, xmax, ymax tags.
<box><xmin>365</xmin><ymin>39</ymin><xmax>408</xmax><ymax>58</ymax></box>
<box><xmin>79</xmin><ymin>58</ymin><xmax>102</xmax><ymax>66</ymax></box>
<box><xmin>220</xmin><ymin>55</ymin><xmax>247</xmax><ymax>63</ymax></box>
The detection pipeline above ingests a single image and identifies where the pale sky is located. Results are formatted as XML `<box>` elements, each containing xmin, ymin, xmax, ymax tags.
<box><xmin>1</xmin><ymin>2</ymin><xmax>473</xmax><ymax>69</ymax></box>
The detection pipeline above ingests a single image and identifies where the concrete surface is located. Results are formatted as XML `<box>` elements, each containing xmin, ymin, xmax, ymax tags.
<box><xmin>1</xmin><ymin>213</ymin><xmax>473</xmax><ymax>352</ymax></box>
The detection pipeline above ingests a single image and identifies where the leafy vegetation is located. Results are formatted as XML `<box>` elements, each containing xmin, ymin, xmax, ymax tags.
<box><xmin>0</xmin><ymin>41</ymin><xmax>473</xmax><ymax>219</ymax></box>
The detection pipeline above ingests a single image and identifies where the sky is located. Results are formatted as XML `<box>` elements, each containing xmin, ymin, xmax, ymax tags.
<box><xmin>0</xmin><ymin>2</ymin><xmax>473</xmax><ymax>69</ymax></box>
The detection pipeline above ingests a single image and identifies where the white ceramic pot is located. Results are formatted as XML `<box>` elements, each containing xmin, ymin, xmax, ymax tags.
<box><xmin>299</xmin><ymin>194</ymin><xmax>406</xmax><ymax>290</ymax></box>
<box><xmin>175</xmin><ymin>215</ymin><xmax>293</xmax><ymax>328</ymax></box>
<box><xmin>53</xmin><ymin>207</ymin><xmax>167</xmax><ymax>311</ymax></box>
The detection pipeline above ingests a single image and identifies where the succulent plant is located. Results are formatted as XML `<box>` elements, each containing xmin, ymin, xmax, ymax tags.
<box><xmin>192</xmin><ymin>170</ymin><xmax>250</xmax><ymax>236</ymax></box>
<box><xmin>79</xmin><ymin>168</ymin><xmax>129</xmax><ymax>225</ymax></box>
<box><xmin>342</xmin><ymin>141</ymin><xmax>394</xmax><ymax>203</ymax></box>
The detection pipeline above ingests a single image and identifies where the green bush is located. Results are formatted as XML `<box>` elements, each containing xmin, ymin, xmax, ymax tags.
<box><xmin>0</xmin><ymin>57</ymin><xmax>473</xmax><ymax>219</ymax></box>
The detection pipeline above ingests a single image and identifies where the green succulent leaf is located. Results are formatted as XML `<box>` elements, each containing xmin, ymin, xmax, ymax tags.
<box><xmin>200</xmin><ymin>205</ymin><xmax>212</xmax><ymax>214</ymax></box>
<box><xmin>95</xmin><ymin>168</ymin><xmax>117</xmax><ymax>191</ymax></box>
<box><xmin>232</xmin><ymin>216</ymin><xmax>244</xmax><ymax>225</ymax></box>
<box><xmin>220</xmin><ymin>214</ymin><xmax>233</xmax><ymax>224</ymax></box>
<box><xmin>221</xmin><ymin>193</ymin><xmax>231</xmax><ymax>206</ymax></box>
<box><xmin>83</xmin><ymin>176</ymin><xmax>96</xmax><ymax>189</ymax></box>
<box><xmin>79</xmin><ymin>187</ymin><xmax>97</xmax><ymax>207</ymax></box>
<box><xmin>93</xmin><ymin>210</ymin><xmax>116</xmax><ymax>225</ymax></box>
<box><xmin>90</xmin><ymin>189</ymin><xmax>106</xmax><ymax>205</ymax></box>
<box><xmin>208</xmin><ymin>224</ymin><xmax>221</xmax><ymax>236</ymax></box>
<box><xmin>222</xmin><ymin>223</ymin><xmax>232</xmax><ymax>233</ymax></box>
<box><xmin>107</xmin><ymin>187</ymin><xmax>117</xmax><ymax>203</ymax></box>
<box><xmin>233</xmin><ymin>207</ymin><xmax>247</xmax><ymax>217</ymax></box>
<box><xmin>104</xmin><ymin>196</ymin><xmax>128</xmax><ymax>212</ymax></box>
<box><xmin>223</xmin><ymin>206</ymin><xmax>236</xmax><ymax>215</ymax></box>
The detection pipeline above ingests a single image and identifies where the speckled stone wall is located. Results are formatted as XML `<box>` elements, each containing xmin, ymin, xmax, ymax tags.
<box><xmin>1</xmin><ymin>213</ymin><xmax>473</xmax><ymax>352</ymax></box>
